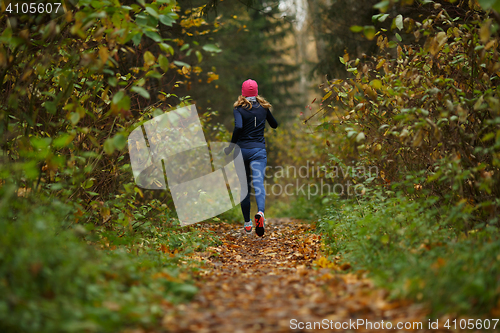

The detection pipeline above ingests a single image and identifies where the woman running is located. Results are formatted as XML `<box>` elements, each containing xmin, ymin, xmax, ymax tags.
<box><xmin>225</xmin><ymin>79</ymin><xmax>278</xmax><ymax>237</ymax></box>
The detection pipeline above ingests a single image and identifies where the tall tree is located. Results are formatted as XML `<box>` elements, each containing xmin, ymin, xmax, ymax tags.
<box><xmin>179</xmin><ymin>0</ymin><xmax>302</xmax><ymax>129</ymax></box>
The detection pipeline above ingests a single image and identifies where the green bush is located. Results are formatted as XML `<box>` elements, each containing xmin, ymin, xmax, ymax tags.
<box><xmin>318</xmin><ymin>186</ymin><xmax>500</xmax><ymax>316</ymax></box>
<box><xmin>319</xmin><ymin>1</ymin><xmax>500</xmax><ymax>230</ymax></box>
<box><xmin>0</xmin><ymin>184</ymin><xmax>217</xmax><ymax>332</ymax></box>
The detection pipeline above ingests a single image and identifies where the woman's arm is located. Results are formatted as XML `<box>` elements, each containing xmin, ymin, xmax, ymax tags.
<box><xmin>229</xmin><ymin>109</ymin><xmax>243</xmax><ymax>146</ymax></box>
<box><xmin>266</xmin><ymin>109</ymin><xmax>278</xmax><ymax>129</ymax></box>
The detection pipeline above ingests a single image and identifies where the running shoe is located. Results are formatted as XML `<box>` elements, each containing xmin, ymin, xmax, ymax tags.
<box><xmin>244</xmin><ymin>221</ymin><xmax>253</xmax><ymax>233</ymax></box>
<box><xmin>255</xmin><ymin>212</ymin><xmax>265</xmax><ymax>237</ymax></box>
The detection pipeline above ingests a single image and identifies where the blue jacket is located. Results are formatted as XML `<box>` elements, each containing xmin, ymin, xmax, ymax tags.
<box><xmin>230</xmin><ymin>101</ymin><xmax>278</xmax><ymax>149</ymax></box>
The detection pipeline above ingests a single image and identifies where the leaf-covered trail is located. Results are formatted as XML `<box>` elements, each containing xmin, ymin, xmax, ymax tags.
<box><xmin>161</xmin><ymin>219</ymin><xmax>428</xmax><ymax>332</ymax></box>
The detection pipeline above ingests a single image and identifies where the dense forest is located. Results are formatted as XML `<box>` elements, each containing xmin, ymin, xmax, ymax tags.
<box><xmin>2</xmin><ymin>0</ymin><xmax>500</xmax><ymax>331</ymax></box>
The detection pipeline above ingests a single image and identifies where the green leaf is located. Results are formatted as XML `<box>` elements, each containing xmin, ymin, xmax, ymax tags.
<box><xmin>350</xmin><ymin>25</ymin><xmax>363</xmax><ymax>33</ymax></box>
<box><xmin>363</xmin><ymin>26</ymin><xmax>376</xmax><ymax>40</ymax></box>
<box><xmin>82</xmin><ymin>178</ymin><xmax>94</xmax><ymax>189</ymax></box>
<box><xmin>132</xmin><ymin>32</ymin><xmax>142</xmax><ymax>46</ymax></box>
<box><xmin>31</xmin><ymin>137</ymin><xmax>52</xmax><ymax>149</ymax></box>
<box><xmin>202</xmin><ymin>44</ymin><xmax>222</xmax><ymax>53</ymax></box>
<box><xmin>145</xmin><ymin>70</ymin><xmax>163</xmax><ymax>79</ymax></box>
<box><xmin>180</xmin><ymin>43</ymin><xmax>190</xmax><ymax>51</ymax></box>
<box><xmin>104</xmin><ymin>138</ymin><xmax>115</xmax><ymax>154</ymax></box>
<box><xmin>108</xmin><ymin>76</ymin><xmax>118</xmax><ymax>87</ymax></box>
<box><xmin>112</xmin><ymin>91</ymin><xmax>125</xmax><ymax>104</ymax></box>
<box><xmin>174</xmin><ymin>60</ymin><xmax>190</xmax><ymax>68</ymax></box>
<box><xmin>478</xmin><ymin>0</ymin><xmax>496</xmax><ymax>10</ymax></box>
<box><xmin>482</xmin><ymin>132</ymin><xmax>495</xmax><ymax>141</ymax></box>
<box><xmin>160</xmin><ymin>43</ymin><xmax>174</xmax><ymax>55</ymax></box>
<box><xmin>395</xmin><ymin>15</ymin><xmax>403</xmax><ymax>30</ymax></box>
<box><xmin>195</xmin><ymin>50</ymin><xmax>203</xmax><ymax>63</ymax></box>
<box><xmin>159</xmin><ymin>14</ymin><xmax>176</xmax><ymax>26</ymax></box>
<box><xmin>373</xmin><ymin>0</ymin><xmax>390</xmax><ymax>12</ymax></box>
<box><xmin>53</xmin><ymin>134</ymin><xmax>73</xmax><ymax>148</ymax></box>
<box><xmin>70</xmin><ymin>112</ymin><xmax>80</xmax><ymax>125</ymax></box>
<box><xmin>378</xmin><ymin>14</ymin><xmax>389</xmax><ymax>22</ymax></box>
<box><xmin>144</xmin><ymin>30</ymin><xmax>162</xmax><ymax>42</ymax></box>
<box><xmin>159</xmin><ymin>54</ymin><xmax>169</xmax><ymax>72</ymax></box>
<box><xmin>145</xmin><ymin>6</ymin><xmax>159</xmax><ymax>19</ymax></box>
<box><xmin>44</xmin><ymin>101</ymin><xmax>57</xmax><ymax>114</ymax></box>
<box><xmin>117</xmin><ymin>95</ymin><xmax>131</xmax><ymax>110</ymax></box>
<box><xmin>24</xmin><ymin>160</ymin><xmax>39</xmax><ymax>179</ymax></box>
<box><xmin>131</xmin><ymin>86</ymin><xmax>150</xmax><ymax>99</ymax></box>
<box><xmin>339</xmin><ymin>56</ymin><xmax>345</xmax><ymax>65</ymax></box>
<box><xmin>395</xmin><ymin>32</ymin><xmax>402</xmax><ymax>42</ymax></box>
<box><xmin>112</xmin><ymin>133</ymin><xmax>128</xmax><ymax>150</ymax></box>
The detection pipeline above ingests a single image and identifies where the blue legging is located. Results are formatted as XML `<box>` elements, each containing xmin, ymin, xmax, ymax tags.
<box><xmin>238</xmin><ymin>147</ymin><xmax>267</xmax><ymax>222</ymax></box>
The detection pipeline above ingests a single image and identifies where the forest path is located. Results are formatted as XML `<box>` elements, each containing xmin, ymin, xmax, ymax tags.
<box><xmin>161</xmin><ymin>219</ymin><xmax>427</xmax><ymax>332</ymax></box>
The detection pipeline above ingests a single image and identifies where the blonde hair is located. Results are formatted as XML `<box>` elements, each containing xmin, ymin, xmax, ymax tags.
<box><xmin>233</xmin><ymin>95</ymin><xmax>272</xmax><ymax>110</ymax></box>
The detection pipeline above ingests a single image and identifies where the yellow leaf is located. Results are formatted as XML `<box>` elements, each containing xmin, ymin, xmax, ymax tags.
<box><xmin>480</xmin><ymin>20</ymin><xmax>491</xmax><ymax>44</ymax></box>
<box><xmin>99</xmin><ymin>46</ymin><xmax>109</xmax><ymax>65</ymax></box>
<box><xmin>322</xmin><ymin>90</ymin><xmax>332</xmax><ymax>101</ymax></box>
<box><xmin>143</xmin><ymin>51</ymin><xmax>155</xmax><ymax>67</ymax></box>
<box><xmin>343</xmin><ymin>53</ymin><xmax>349</xmax><ymax>63</ymax></box>
<box><xmin>376</xmin><ymin>59</ymin><xmax>386</xmax><ymax>70</ymax></box>
<box><xmin>370</xmin><ymin>79</ymin><xmax>382</xmax><ymax>89</ymax></box>
<box><xmin>485</xmin><ymin>40</ymin><xmax>496</xmax><ymax>50</ymax></box>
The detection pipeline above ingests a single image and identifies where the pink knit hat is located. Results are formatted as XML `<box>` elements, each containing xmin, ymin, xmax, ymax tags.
<box><xmin>242</xmin><ymin>79</ymin><xmax>258</xmax><ymax>97</ymax></box>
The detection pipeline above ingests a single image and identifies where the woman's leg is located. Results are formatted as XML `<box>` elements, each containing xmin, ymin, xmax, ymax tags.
<box><xmin>240</xmin><ymin>156</ymin><xmax>252</xmax><ymax>222</ymax></box>
<box><xmin>250</xmin><ymin>149</ymin><xmax>267</xmax><ymax>214</ymax></box>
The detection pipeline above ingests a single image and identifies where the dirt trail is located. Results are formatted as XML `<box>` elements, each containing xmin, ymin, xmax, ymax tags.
<box><xmin>161</xmin><ymin>219</ymin><xmax>428</xmax><ymax>332</ymax></box>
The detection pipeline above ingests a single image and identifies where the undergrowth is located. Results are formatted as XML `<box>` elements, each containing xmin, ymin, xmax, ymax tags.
<box><xmin>0</xmin><ymin>184</ymin><xmax>220</xmax><ymax>333</ymax></box>
<box><xmin>318</xmin><ymin>184</ymin><xmax>500</xmax><ymax>316</ymax></box>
